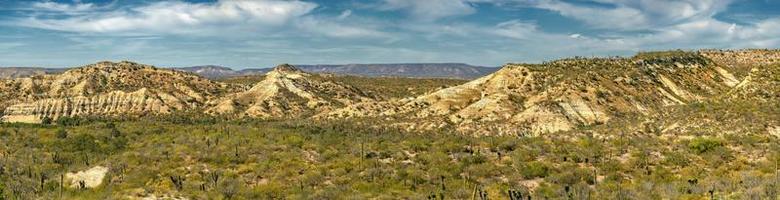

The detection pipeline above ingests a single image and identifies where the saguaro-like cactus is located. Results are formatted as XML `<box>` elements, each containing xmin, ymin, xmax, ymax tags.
<box><xmin>508</xmin><ymin>189</ymin><xmax>525</xmax><ymax>200</ymax></box>
<box><xmin>170</xmin><ymin>175</ymin><xmax>185</xmax><ymax>191</ymax></box>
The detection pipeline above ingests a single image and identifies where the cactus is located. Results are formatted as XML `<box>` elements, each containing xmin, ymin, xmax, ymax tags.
<box><xmin>440</xmin><ymin>176</ymin><xmax>446</xmax><ymax>191</ymax></box>
<box><xmin>207</xmin><ymin>171</ymin><xmax>220</xmax><ymax>189</ymax></box>
<box><xmin>39</xmin><ymin>173</ymin><xmax>47</xmax><ymax>192</ymax></box>
<box><xmin>78</xmin><ymin>180</ymin><xmax>86</xmax><ymax>190</ymax></box>
<box><xmin>472</xmin><ymin>185</ymin><xmax>489</xmax><ymax>200</ymax></box>
<box><xmin>508</xmin><ymin>189</ymin><xmax>527</xmax><ymax>200</ymax></box>
<box><xmin>170</xmin><ymin>175</ymin><xmax>185</xmax><ymax>191</ymax></box>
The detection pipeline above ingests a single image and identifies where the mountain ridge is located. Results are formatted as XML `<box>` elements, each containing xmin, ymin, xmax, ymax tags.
<box><xmin>321</xmin><ymin>49</ymin><xmax>779</xmax><ymax>135</ymax></box>
<box><xmin>156</xmin><ymin>63</ymin><xmax>498</xmax><ymax>80</ymax></box>
<box><xmin>4</xmin><ymin>63</ymin><xmax>497</xmax><ymax>80</ymax></box>
<box><xmin>0</xmin><ymin>49</ymin><xmax>777</xmax><ymax>137</ymax></box>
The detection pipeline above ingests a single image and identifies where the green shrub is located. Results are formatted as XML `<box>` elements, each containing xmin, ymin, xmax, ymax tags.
<box><xmin>41</xmin><ymin>116</ymin><xmax>53</xmax><ymax>125</ymax></box>
<box><xmin>65</xmin><ymin>134</ymin><xmax>99</xmax><ymax>153</ymax></box>
<box><xmin>0</xmin><ymin>181</ymin><xmax>4</xmax><ymax>200</ymax></box>
<box><xmin>688</xmin><ymin>137</ymin><xmax>723</xmax><ymax>154</ymax></box>
<box><xmin>460</xmin><ymin>154</ymin><xmax>487</xmax><ymax>165</ymax></box>
<box><xmin>56</xmin><ymin>128</ymin><xmax>68</xmax><ymax>139</ymax></box>
<box><xmin>520</xmin><ymin>161</ymin><xmax>551</xmax><ymax>179</ymax></box>
<box><xmin>110</xmin><ymin>128</ymin><xmax>122</xmax><ymax>138</ymax></box>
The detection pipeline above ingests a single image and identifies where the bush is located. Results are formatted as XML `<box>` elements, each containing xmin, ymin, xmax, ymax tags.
<box><xmin>520</xmin><ymin>161</ymin><xmax>551</xmax><ymax>179</ymax></box>
<box><xmin>688</xmin><ymin>137</ymin><xmax>723</xmax><ymax>154</ymax></box>
<box><xmin>65</xmin><ymin>134</ymin><xmax>99</xmax><ymax>153</ymax></box>
<box><xmin>41</xmin><ymin>116</ymin><xmax>53</xmax><ymax>125</ymax></box>
<box><xmin>110</xmin><ymin>128</ymin><xmax>122</xmax><ymax>138</ymax></box>
<box><xmin>56</xmin><ymin>116</ymin><xmax>83</xmax><ymax>126</ymax></box>
<box><xmin>0</xmin><ymin>181</ymin><xmax>4</xmax><ymax>200</ymax></box>
<box><xmin>56</xmin><ymin>128</ymin><xmax>68</xmax><ymax>139</ymax></box>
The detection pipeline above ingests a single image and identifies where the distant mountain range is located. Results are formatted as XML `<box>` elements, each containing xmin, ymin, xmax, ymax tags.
<box><xmin>0</xmin><ymin>67</ymin><xmax>67</xmax><ymax>79</ymax></box>
<box><xmin>175</xmin><ymin>63</ymin><xmax>498</xmax><ymax>79</ymax></box>
<box><xmin>1</xmin><ymin>63</ymin><xmax>497</xmax><ymax>80</ymax></box>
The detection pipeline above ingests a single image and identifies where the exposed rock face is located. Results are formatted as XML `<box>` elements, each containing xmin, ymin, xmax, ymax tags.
<box><xmin>206</xmin><ymin>64</ymin><xmax>377</xmax><ymax>119</ymax></box>
<box><xmin>325</xmin><ymin>51</ymin><xmax>767</xmax><ymax>135</ymax></box>
<box><xmin>701</xmin><ymin>50</ymin><xmax>780</xmax><ymax>103</ymax></box>
<box><xmin>0</xmin><ymin>61</ymin><xmax>234</xmax><ymax>123</ymax></box>
<box><xmin>65</xmin><ymin>166</ymin><xmax>108</xmax><ymax>188</ymax></box>
<box><xmin>1</xmin><ymin>50</ymin><xmax>777</xmax><ymax>134</ymax></box>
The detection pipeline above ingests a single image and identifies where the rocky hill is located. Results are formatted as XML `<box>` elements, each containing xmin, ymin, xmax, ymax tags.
<box><xmin>323</xmin><ymin>50</ymin><xmax>779</xmax><ymax>135</ymax></box>
<box><xmin>1</xmin><ymin>50</ymin><xmax>776</xmax><ymax>130</ymax></box>
<box><xmin>0</xmin><ymin>61</ymin><xmax>235</xmax><ymax>123</ymax></box>
<box><xmin>206</xmin><ymin>64</ymin><xmax>378</xmax><ymax>119</ymax></box>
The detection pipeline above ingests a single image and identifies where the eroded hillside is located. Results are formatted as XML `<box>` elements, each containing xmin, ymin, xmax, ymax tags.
<box><xmin>206</xmin><ymin>64</ymin><xmax>378</xmax><ymax>119</ymax></box>
<box><xmin>0</xmin><ymin>61</ymin><xmax>236</xmax><ymax>123</ymax></box>
<box><xmin>324</xmin><ymin>50</ymin><xmax>779</xmax><ymax>135</ymax></box>
<box><xmin>0</xmin><ymin>50</ymin><xmax>776</xmax><ymax>134</ymax></box>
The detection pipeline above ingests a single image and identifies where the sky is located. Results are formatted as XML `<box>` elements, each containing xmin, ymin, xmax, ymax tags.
<box><xmin>0</xmin><ymin>0</ymin><xmax>778</xmax><ymax>69</ymax></box>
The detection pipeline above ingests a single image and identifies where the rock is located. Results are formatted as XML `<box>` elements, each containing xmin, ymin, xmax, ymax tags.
<box><xmin>65</xmin><ymin>166</ymin><xmax>108</xmax><ymax>188</ymax></box>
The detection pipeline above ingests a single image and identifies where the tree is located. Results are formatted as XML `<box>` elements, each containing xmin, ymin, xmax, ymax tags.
<box><xmin>110</xmin><ymin>128</ymin><xmax>122</xmax><ymax>138</ymax></box>
<box><xmin>56</xmin><ymin>128</ymin><xmax>68</xmax><ymax>139</ymax></box>
<box><xmin>41</xmin><ymin>116</ymin><xmax>53</xmax><ymax>125</ymax></box>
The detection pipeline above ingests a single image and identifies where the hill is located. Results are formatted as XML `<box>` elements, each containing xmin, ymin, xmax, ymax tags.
<box><xmin>206</xmin><ymin>64</ymin><xmax>378</xmax><ymax>119</ymax></box>
<box><xmin>0</xmin><ymin>61</ymin><xmax>235</xmax><ymax>123</ymax></box>
<box><xmin>323</xmin><ymin>50</ymin><xmax>779</xmax><ymax>135</ymax></box>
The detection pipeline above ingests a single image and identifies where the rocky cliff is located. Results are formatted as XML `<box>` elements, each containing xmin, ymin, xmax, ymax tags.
<box><xmin>0</xmin><ymin>61</ymin><xmax>235</xmax><ymax>123</ymax></box>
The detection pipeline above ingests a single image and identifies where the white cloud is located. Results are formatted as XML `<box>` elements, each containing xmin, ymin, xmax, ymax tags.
<box><xmin>337</xmin><ymin>10</ymin><xmax>352</xmax><ymax>20</ymax></box>
<box><xmin>18</xmin><ymin>0</ymin><xmax>318</xmax><ymax>36</ymax></box>
<box><xmin>378</xmin><ymin>0</ymin><xmax>480</xmax><ymax>21</ymax></box>
<box><xmin>530</xmin><ymin>0</ymin><xmax>734</xmax><ymax>31</ymax></box>
<box><xmin>492</xmin><ymin>20</ymin><xmax>539</xmax><ymax>40</ymax></box>
<box><xmin>31</xmin><ymin>1</ymin><xmax>96</xmax><ymax>13</ymax></box>
<box><xmin>4</xmin><ymin>0</ymin><xmax>779</xmax><ymax>68</ymax></box>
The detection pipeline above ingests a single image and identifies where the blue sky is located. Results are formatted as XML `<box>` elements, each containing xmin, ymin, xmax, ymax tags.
<box><xmin>0</xmin><ymin>0</ymin><xmax>778</xmax><ymax>68</ymax></box>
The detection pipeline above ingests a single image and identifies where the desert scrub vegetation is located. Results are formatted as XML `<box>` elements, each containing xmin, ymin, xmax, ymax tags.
<box><xmin>0</xmin><ymin>115</ymin><xmax>778</xmax><ymax>199</ymax></box>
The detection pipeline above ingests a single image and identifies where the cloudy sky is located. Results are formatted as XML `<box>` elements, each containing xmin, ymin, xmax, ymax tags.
<box><xmin>0</xmin><ymin>0</ymin><xmax>778</xmax><ymax>68</ymax></box>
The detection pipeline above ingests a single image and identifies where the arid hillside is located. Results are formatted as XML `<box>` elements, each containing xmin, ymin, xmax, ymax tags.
<box><xmin>0</xmin><ymin>61</ymin><xmax>236</xmax><ymax>123</ymax></box>
<box><xmin>323</xmin><ymin>50</ymin><xmax>779</xmax><ymax>135</ymax></box>
<box><xmin>0</xmin><ymin>50</ymin><xmax>777</xmax><ymax>134</ymax></box>
<box><xmin>206</xmin><ymin>64</ymin><xmax>378</xmax><ymax>119</ymax></box>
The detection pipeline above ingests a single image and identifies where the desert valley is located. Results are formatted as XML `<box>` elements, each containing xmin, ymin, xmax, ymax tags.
<box><xmin>0</xmin><ymin>49</ymin><xmax>778</xmax><ymax>199</ymax></box>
